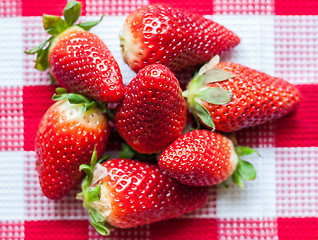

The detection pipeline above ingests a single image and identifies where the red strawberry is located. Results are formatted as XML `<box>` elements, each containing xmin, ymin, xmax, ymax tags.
<box><xmin>120</xmin><ymin>4</ymin><xmax>240</xmax><ymax>73</ymax></box>
<box><xmin>25</xmin><ymin>1</ymin><xmax>124</xmax><ymax>103</ymax></box>
<box><xmin>78</xmin><ymin>151</ymin><xmax>208</xmax><ymax>235</ymax></box>
<box><xmin>114</xmin><ymin>64</ymin><xmax>187</xmax><ymax>154</ymax></box>
<box><xmin>35</xmin><ymin>89</ymin><xmax>110</xmax><ymax>199</ymax></box>
<box><xmin>183</xmin><ymin>56</ymin><xmax>301</xmax><ymax>132</ymax></box>
<box><xmin>159</xmin><ymin>129</ymin><xmax>257</xmax><ymax>187</ymax></box>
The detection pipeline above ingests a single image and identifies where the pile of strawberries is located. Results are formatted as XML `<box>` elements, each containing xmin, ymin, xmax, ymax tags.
<box><xmin>26</xmin><ymin>1</ymin><xmax>301</xmax><ymax>236</ymax></box>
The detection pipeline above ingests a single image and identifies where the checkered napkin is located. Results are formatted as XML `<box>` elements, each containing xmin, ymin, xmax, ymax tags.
<box><xmin>1</xmin><ymin>0</ymin><xmax>317</xmax><ymax>239</ymax></box>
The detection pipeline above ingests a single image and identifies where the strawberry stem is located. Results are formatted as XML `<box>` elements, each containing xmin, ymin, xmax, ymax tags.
<box><xmin>77</xmin><ymin>15</ymin><xmax>104</xmax><ymax>31</ymax></box>
<box><xmin>43</xmin><ymin>14</ymin><xmax>68</xmax><ymax>36</ymax></box>
<box><xmin>97</xmin><ymin>155</ymin><xmax>111</xmax><ymax>164</ymax></box>
<box><xmin>78</xmin><ymin>148</ymin><xmax>112</xmax><ymax>236</ymax></box>
<box><xmin>183</xmin><ymin>56</ymin><xmax>234</xmax><ymax>131</ymax></box>
<box><xmin>63</xmin><ymin>1</ymin><xmax>82</xmax><ymax>26</ymax></box>
<box><xmin>236</xmin><ymin>146</ymin><xmax>261</xmax><ymax>157</ymax></box>
<box><xmin>231</xmin><ymin>146</ymin><xmax>260</xmax><ymax>188</ymax></box>
<box><xmin>24</xmin><ymin>0</ymin><xmax>103</xmax><ymax>71</ymax></box>
<box><xmin>24</xmin><ymin>37</ymin><xmax>53</xmax><ymax>55</ymax></box>
<box><xmin>232</xmin><ymin>169</ymin><xmax>244</xmax><ymax>188</ymax></box>
<box><xmin>52</xmin><ymin>88</ymin><xmax>107</xmax><ymax>113</ymax></box>
<box><xmin>79</xmin><ymin>147</ymin><xmax>98</xmax><ymax>193</ymax></box>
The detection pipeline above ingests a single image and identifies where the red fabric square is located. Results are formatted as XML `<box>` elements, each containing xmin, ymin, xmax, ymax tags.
<box><xmin>89</xmin><ymin>224</ymin><xmax>150</xmax><ymax>239</ymax></box>
<box><xmin>277</xmin><ymin>217</ymin><xmax>318</xmax><ymax>240</ymax></box>
<box><xmin>22</xmin><ymin>0</ymin><xmax>86</xmax><ymax>16</ymax></box>
<box><xmin>149</xmin><ymin>218</ymin><xmax>217</xmax><ymax>240</ymax></box>
<box><xmin>149</xmin><ymin>0</ymin><xmax>213</xmax><ymax>15</ymax></box>
<box><xmin>85</xmin><ymin>0</ymin><xmax>145</xmax><ymax>16</ymax></box>
<box><xmin>0</xmin><ymin>0</ymin><xmax>22</xmax><ymax>16</ymax></box>
<box><xmin>23</xmin><ymin>85</ymin><xmax>56</xmax><ymax>151</ymax></box>
<box><xmin>0</xmin><ymin>86</ymin><xmax>24</xmax><ymax>151</ymax></box>
<box><xmin>212</xmin><ymin>0</ymin><xmax>274</xmax><ymax>15</ymax></box>
<box><xmin>0</xmin><ymin>221</ymin><xmax>24</xmax><ymax>240</ymax></box>
<box><xmin>24</xmin><ymin>220</ymin><xmax>89</xmax><ymax>240</ymax></box>
<box><xmin>217</xmin><ymin>218</ymin><xmax>278</xmax><ymax>239</ymax></box>
<box><xmin>274</xmin><ymin>85</ymin><xmax>318</xmax><ymax>147</ymax></box>
<box><xmin>275</xmin><ymin>0</ymin><xmax>318</xmax><ymax>15</ymax></box>
<box><xmin>235</xmin><ymin>122</ymin><xmax>274</xmax><ymax>148</ymax></box>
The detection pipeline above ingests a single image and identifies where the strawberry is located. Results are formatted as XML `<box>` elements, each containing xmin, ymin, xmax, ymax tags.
<box><xmin>120</xmin><ymin>4</ymin><xmax>240</xmax><ymax>73</ymax></box>
<box><xmin>35</xmin><ymin>88</ymin><xmax>110</xmax><ymax>199</ymax></box>
<box><xmin>159</xmin><ymin>129</ymin><xmax>257</xmax><ymax>187</ymax></box>
<box><xmin>25</xmin><ymin>1</ymin><xmax>124</xmax><ymax>103</ymax></box>
<box><xmin>114</xmin><ymin>64</ymin><xmax>187</xmax><ymax>154</ymax></box>
<box><xmin>77</xmin><ymin>151</ymin><xmax>208</xmax><ymax>235</ymax></box>
<box><xmin>183</xmin><ymin>56</ymin><xmax>301</xmax><ymax>132</ymax></box>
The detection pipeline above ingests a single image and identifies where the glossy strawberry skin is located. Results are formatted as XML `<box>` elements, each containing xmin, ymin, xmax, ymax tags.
<box><xmin>159</xmin><ymin>130</ymin><xmax>236</xmax><ymax>186</ymax></box>
<box><xmin>35</xmin><ymin>100</ymin><xmax>109</xmax><ymax>199</ymax></box>
<box><xmin>49</xmin><ymin>27</ymin><xmax>124</xmax><ymax>103</ymax></box>
<box><xmin>202</xmin><ymin>62</ymin><xmax>301</xmax><ymax>132</ymax></box>
<box><xmin>114</xmin><ymin>64</ymin><xmax>187</xmax><ymax>154</ymax></box>
<box><xmin>121</xmin><ymin>4</ymin><xmax>240</xmax><ymax>73</ymax></box>
<box><xmin>97</xmin><ymin>159</ymin><xmax>209</xmax><ymax>228</ymax></box>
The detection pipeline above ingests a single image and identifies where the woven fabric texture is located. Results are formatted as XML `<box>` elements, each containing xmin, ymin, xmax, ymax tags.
<box><xmin>0</xmin><ymin>0</ymin><xmax>317</xmax><ymax>239</ymax></box>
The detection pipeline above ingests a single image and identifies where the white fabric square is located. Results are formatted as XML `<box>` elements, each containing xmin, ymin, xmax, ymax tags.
<box><xmin>210</xmin><ymin>15</ymin><xmax>275</xmax><ymax>76</ymax></box>
<box><xmin>276</xmin><ymin>147</ymin><xmax>318</xmax><ymax>217</ymax></box>
<box><xmin>0</xmin><ymin>151</ymin><xmax>25</xmax><ymax>220</ymax></box>
<box><xmin>216</xmin><ymin>148</ymin><xmax>276</xmax><ymax>218</ymax></box>
<box><xmin>274</xmin><ymin>16</ymin><xmax>318</xmax><ymax>84</ymax></box>
<box><xmin>0</xmin><ymin>17</ymin><xmax>23</xmax><ymax>86</ymax></box>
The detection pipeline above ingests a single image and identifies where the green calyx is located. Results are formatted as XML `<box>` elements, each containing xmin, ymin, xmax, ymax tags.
<box><xmin>24</xmin><ymin>0</ymin><xmax>103</xmax><ymax>71</ymax></box>
<box><xmin>53</xmin><ymin>87</ymin><xmax>107</xmax><ymax>113</ymax></box>
<box><xmin>119</xmin><ymin>143</ymin><xmax>135</xmax><ymax>159</ymax></box>
<box><xmin>119</xmin><ymin>143</ymin><xmax>158</xmax><ymax>161</ymax></box>
<box><xmin>77</xmin><ymin>148</ymin><xmax>111</xmax><ymax>236</ymax></box>
<box><xmin>183</xmin><ymin>55</ymin><xmax>235</xmax><ymax>131</ymax></box>
<box><xmin>231</xmin><ymin>146</ymin><xmax>260</xmax><ymax>188</ymax></box>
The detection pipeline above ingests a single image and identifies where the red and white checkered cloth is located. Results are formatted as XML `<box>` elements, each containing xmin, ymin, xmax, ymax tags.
<box><xmin>1</xmin><ymin>0</ymin><xmax>318</xmax><ymax>239</ymax></box>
